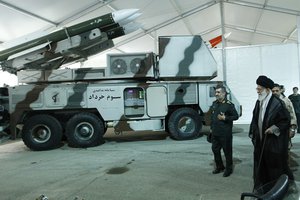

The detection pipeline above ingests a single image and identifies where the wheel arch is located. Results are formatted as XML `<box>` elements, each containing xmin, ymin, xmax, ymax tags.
<box><xmin>65</xmin><ymin>112</ymin><xmax>105</xmax><ymax>148</ymax></box>
<box><xmin>22</xmin><ymin>114</ymin><xmax>63</xmax><ymax>151</ymax></box>
<box><xmin>166</xmin><ymin>106</ymin><xmax>203</xmax><ymax>140</ymax></box>
<box><xmin>165</xmin><ymin>105</ymin><xmax>203</xmax><ymax>128</ymax></box>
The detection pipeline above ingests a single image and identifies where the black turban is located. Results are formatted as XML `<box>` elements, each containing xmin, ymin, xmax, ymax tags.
<box><xmin>256</xmin><ymin>75</ymin><xmax>274</xmax><ymax>89</ymax></box>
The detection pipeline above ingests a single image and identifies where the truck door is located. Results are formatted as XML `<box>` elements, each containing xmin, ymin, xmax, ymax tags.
<box><xmin>146</xmin><ymin>86</ymin><xmax>168</xmax><ymax>117</ymax></box>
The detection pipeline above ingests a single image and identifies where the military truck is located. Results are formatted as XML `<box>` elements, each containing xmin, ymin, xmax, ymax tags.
<box><xmin>0</xmin><ymin>35</ymin><xmax>241</xmax><ymax>150</ymax></box>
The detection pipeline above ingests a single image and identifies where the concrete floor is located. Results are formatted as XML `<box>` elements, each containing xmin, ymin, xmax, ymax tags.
<box><xmin>0</xmin><ymin>124</ymin><xmax>299</xmax><ymax>200</ymax></box>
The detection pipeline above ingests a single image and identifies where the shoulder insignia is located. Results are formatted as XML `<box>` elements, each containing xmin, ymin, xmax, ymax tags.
<box><xmin>226</xmin><ymin>100</ymin><xmax>233</xmax><ymax>104</ymax></box>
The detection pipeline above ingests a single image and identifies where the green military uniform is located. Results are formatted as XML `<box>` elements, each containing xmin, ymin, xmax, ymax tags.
<box><xmin>210</xmin><ymin>99</ymin><xmax>239</xmax><ymax>173</ymax></box>
<box><xmin>288</xmin><ymin>94</ymin><xmax>300</xmax><ymax>132</ymax></box>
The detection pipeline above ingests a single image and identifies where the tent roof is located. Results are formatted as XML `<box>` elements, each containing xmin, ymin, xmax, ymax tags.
<box><xmin>0</xmin><ymin>0</ymin><xmax>299</xmax><ymax>55</ymax></box>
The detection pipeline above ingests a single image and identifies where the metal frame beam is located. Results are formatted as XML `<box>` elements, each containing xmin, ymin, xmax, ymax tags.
<box><xmin>110</xmin><ymin>1</ymin><xmax>218</xmax><ymax>50</ymax></box>
<box><xmin>220</xmin><ymin>0</ymin><xmax>227</xmax><ymax>81</ymax></box>
<box><xmin>225</xmin><ymin>24</ymin><xmax>297</xmax><ymax>42</ymax></box>
<box><xmin>283</xmin><ymin>27</ymin><xmax>297</xmax><ymax>43</ymax></box>
<box><xmin>227</xmin><ymin>0</ymin><xmax>300</xmax><ymax>16</ymax></box>
<box><xmin>44</xmin><ymin>0</ymin><xmax>116</xmax><ymax>31</ymax></box>
<box><xmin>198</xmin><ymin>25</ymin><xmax>221</xmax><ymax>36</ymax></box>
<box><xmin>249</xmin><ymin>0</ymin><xmax>269</xmax><ymax>44</ymax></box>
<box><xmin>227</xmin><ymin>39</ymin><xmax>250</xmax><ymax>46</ymax></box>
<box><xmin>226</xmin><ymin>0</ymin><xmax>299</xmax><ymax>44</ymax></box>
<box><xmin>169</xmin><ymin>0</ymin><xmax>194</xmax><ymax>35</ymax></box>
<box><xmin>297</xmin><ymin>16</ymin><xmax>300</xmax><ymax>85</ymax></box>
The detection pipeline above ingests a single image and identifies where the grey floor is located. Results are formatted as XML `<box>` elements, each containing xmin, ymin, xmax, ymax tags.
<box><xmin>0</xmin><ymin>124</ymin><xmax>299</xmax><ymax>200</ymax></box>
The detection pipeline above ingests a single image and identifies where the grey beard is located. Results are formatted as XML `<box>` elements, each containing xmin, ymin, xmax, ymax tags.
<box><xmin>258</xmin><ymin>90</ymin><xmax>268</xmax><ymax>101</ymax></box>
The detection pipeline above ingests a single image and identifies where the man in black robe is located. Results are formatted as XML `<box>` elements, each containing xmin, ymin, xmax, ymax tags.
<box><xmin>249</xmin><ymin>75</ymin><xmax>293</xmax><ymax>194</ymax></box>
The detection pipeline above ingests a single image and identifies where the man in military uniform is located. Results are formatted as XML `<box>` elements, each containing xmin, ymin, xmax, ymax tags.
<box><xmin>210</xmin><ymin>85</ymin><xmax>239</xmax><ymax>177</ymax></box>
<box><xmin>288</xmin><ymin>87</ymin><xmax>300</xmax><ymax>133</ymax></box>
<box><xmin>272</xmin><ymin>84</ymin><xmax>297</xmax><ymax>140</ymax></box>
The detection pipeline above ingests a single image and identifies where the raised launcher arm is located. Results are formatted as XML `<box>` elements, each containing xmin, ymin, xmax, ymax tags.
<box><xmin>0</xmin><ymin>9</ymin><xmax>142</xmax><ymax>74</ymax></box>
<box><xmin>1</xmin><ymin>32</ymin><xmax>114</xmax><ymax>74</ymax></box>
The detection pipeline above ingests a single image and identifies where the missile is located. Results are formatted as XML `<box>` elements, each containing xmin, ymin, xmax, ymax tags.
<box><xmin>208</xmin><ymin>32</ymin><xmax>232</xmax><ymax>48</ymax></box>
<box><xmin>118</xmin><ymin>13</ymin><xmax>142</xmax><ymax>26</ymax></box>
<box><xmin>106</xmin><ymin>22</ymin><xmax>142</xmax><ymax>39</ymax></box>
<box><xmin>0</xmin><ymin>9</ymin><xmax>140</xmax><ymax>62</ymax></box>
<box><xmin>0</xmin><ymin>9</ymin><xmax>142</xmax><ymax>73</ymax></box>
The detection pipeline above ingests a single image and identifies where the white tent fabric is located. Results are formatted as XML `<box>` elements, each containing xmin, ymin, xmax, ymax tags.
<box><xmin>211</xmin><ymin>43</ymin><xmax>300</xmax><ymax>123</ymax></box>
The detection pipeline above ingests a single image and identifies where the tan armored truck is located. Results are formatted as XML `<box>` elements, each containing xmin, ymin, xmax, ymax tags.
<box><xmin>0</xmin><ymin>35</ymin><xmax>241</xmax><ymax>150</ymax></box>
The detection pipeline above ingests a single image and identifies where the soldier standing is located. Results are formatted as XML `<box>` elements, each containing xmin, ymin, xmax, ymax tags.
<box><xmin>272</xmin><ymin>84</ymin><xmax>297</xmax><ymax>140</ymax></box>
<box><xmin>288</xmin><ymin>87</ymin><xmax>300</xmax><ymax>133</ymax></box>
<box><xmin>210</xmin><ymin>85</ymin><xmax>239</xmax><ymax>177</ymax></box>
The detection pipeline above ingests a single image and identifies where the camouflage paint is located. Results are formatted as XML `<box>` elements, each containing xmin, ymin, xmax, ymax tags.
<box><xmin>158</xmin><ymin>35</ymin><xmax>217</xmax><ymax>79</ymax></box>
<box><xmin>132</xmin><ymin>53</ymin><xmax>155</xmax><ymax>77</ymax></box>
<box><xmin>113</xmin><ymin>53</ymin><xmax>155</xmax><ymax>132</ymax></box>
<box><xmin>63</xmin><ymin>69</ymin><xmax>90</xmax><ymax>109</ymax></box>
<box><xmin>177</xmin><ymin>36</ymin><xmax>201</xmax><ymax>77</ymax></box>
<box><xmin>169</xmin><ymin>83</ymin><xmax>197</xmax><ymax>106</ymax></box>
<box><xmin>158</xmin><ymin>37</ymin><xmax>170</xmax><ymax>59</ymax></box>
<box><xmin>9</xmin><ymin>71</ymin><xmax>53</xmax><ymax>139</ymax></box>
<box><xmin>159</xmin><ymin>36</ymin><xmax>200</xmax><ymax>105</ymax></box>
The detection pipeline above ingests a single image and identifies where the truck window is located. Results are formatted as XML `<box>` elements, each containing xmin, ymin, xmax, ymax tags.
<box><xmin>124</xmin><ymin>87</ymin><xmax>145</xmax><ymax>117</ymax></box>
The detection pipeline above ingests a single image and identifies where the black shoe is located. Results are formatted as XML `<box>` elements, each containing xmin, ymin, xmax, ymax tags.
<box><xmin>223</xmin><ymin>170</ymin><xmax>232</xmax><ymax>177</ymax></box>
<box><xmin>212</xmin><ymin>167</ymin><xmax>225</xmax><ymax>174</ymax></box>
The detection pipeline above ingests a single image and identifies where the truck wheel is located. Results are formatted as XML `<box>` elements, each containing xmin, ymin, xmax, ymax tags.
<box><xmin>66</xmin><ymin>113</ymin><xmax>105</xmax><ymax>148</ymax></box>
<box><xmin>22</xmin><ymin>114</ymin><xmax>63</xmax><ymax>151</ymax></box>
<box><xmin>168</xmin><ymin>107</ymin><xmax>202</xmax><ymax>140</ymax></box>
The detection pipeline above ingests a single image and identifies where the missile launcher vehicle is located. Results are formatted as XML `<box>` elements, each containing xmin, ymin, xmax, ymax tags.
<box><xmin>0</xmin><ymin>10</ymin><xmax>241</xmax><ymax>150</ymax></box>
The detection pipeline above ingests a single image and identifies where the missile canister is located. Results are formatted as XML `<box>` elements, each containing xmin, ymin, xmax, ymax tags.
<box><xmin>0</xmin><ymin>9</ymin><xmax>139</xmax><ymax>61</ymax></box>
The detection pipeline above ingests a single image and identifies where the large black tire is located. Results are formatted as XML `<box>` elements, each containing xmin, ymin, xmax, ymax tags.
<box><xmin>66</xmin><ymin>113</ymin><xmax>105</xmax><ymax>148</ymax></box>
<box><xmin>22</xmin><ymin>114</ymin><xmax>63</xmax><ymax>151</ymax></box>
<box><xmin>167</xmin><ymin>107</ymin><xmax>202</xmax><ymax>140</ymax></box>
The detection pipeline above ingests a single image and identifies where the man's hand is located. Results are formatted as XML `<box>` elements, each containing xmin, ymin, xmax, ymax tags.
<box><xmin>289</xmin><ymin>129</ymin><xmax>296</xmax><ymax>138</ymax></box>
<box><xmin>265</xmin><ymin>127</ymin><xmax>273</xmax><ymax>134</ymax></box>
<box><xmin>217</xmin><ymin>112</ymin><xmax>225</xmax><ymax>121</ymax></box>
<box><xmin>265</xmin><ymin>125</ymin><xmax>280</xmax><ymax>135</ymax></box>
